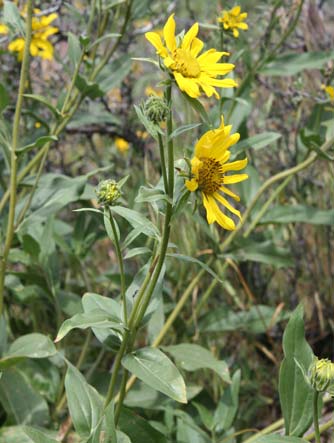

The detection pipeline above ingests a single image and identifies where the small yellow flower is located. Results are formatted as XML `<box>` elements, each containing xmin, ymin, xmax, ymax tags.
<box><xmin>322</xmin><ymin>85</ymin><xmax>334</xmax><ymax>103</ymax></box>
<box><xmin>218</xmin><ymin>6</ymin><xmax>248</xmax><ymax>38</ymax></box>
<box><xmin>186</xmin><ymin>116</ymin><xmax>248</xmax><ymax>230</ymax></box>
<box><xmin>145</xmin><ymin>14</ymin><xmax>237</xmax><ymax>99</ymax></box>
<box><xmin>7</xmin><ymin>8</ymin><xmax>58</xmax><ymax>60</ymax></box>
<box><xmin>136</xmin><ymin>130</ymin><xmax>148</xmax><ymax>140</ymax></box>
<box><xmin>115</xmin><ymin>137</ymin><xmax>129</xmax><ymax>153</ymax></box>
<box><xmin>145</xmin><ymin>86</ymin><xmax>163</xmax><ymax>98</ymax></box>
<box><xmin>0</xmin><ymin>23</ymin><xmax>8</xmax><ymax>34</ymax></box>
<box><xmin>35</xmin><ymin>121</ymin><xmax>41</xmax><ymax>128</ymax></box>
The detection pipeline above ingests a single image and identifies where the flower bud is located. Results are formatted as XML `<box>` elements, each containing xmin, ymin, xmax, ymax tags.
<box><xmin>96</xmin><ymin>179</ymin><xmax>121</xmax><ymax>206</ymax></box>
<box><xmin>143</xmin><ymin>95</ymin><xmax>169</xmax><ymax>124</ymax></box>
<box><xmin>309</xmin><ymin>357</ymin><xmax>334</xmax><ymax>394</ymax></box>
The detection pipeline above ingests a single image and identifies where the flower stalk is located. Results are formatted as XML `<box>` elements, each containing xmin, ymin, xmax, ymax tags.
<box><xmin>0</xmin><ymin>0</ymin><xmax>33</xmax><ymax>316</ymax></box>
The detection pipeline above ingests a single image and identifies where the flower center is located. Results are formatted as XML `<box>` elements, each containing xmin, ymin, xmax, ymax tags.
<box><xmin>198</xmin><ymin>158</ymin><xmax>224</xmax><ymax>194</ymax></box>
<box><xmin>172</xmin><ymin>48</ymin><xmax>201</xmax><ymax>78</ymax></box>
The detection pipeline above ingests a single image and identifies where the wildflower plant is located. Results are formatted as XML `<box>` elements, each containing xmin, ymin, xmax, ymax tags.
<box><xmin>0</xmin><ymin>2</ymin><xmax>333</xmax><ymax>443</ymax></box>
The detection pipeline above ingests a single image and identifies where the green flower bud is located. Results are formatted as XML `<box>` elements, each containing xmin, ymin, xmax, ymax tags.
<box><xmin>144</xmin><ymin>95</ymin><xmax>169</xmax><ymax>124</ymax></box>
<box><xmin>309</xmin><ymin>357</ymin><xmax>334</xmax><ymax>394</ymax></box>
<box><xmin>96</xmin><ymin>179</ymin><xmax>121</xmax><ymax>206</ymax></box>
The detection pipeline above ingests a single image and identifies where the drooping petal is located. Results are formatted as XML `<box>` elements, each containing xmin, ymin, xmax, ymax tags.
<box><xmin>213</xmin><ymin>192</ymin><xmax>241</xmax><ymax>219</ymax></box>
<box><xmin>207</xmin><ymin>195</ymin><xmax>236</xmax><ymax>230</ymax></box>
<box><xmin>219</xmin><ymin>185</ymin><xmax>240</xmax><ymax>201</ymax></box>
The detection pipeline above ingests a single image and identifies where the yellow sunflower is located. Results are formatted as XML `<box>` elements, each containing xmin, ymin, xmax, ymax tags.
<box><xmin>218</xmin><ymin>6</ymin><xmax>248</xmax><ymax>38</ymax></box>
<box><xmin>7</xmin><ymin>8</ymin><xmax>58</xmax><ymax>60</ymax></box>
<box><xmin>145</xmin><ymin>14</ymin><xmax>237</xmax><ymax>99</ymax></box>
<box><xmin>186</xmin><ymin>117</ymin><xmax>248</xmax><ymax>230</ymax></box>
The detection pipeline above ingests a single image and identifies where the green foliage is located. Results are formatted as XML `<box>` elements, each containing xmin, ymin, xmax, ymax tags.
<box><xmin>0</xmin><ymin>1</ymin><xmax>333</xmax><ymax>442</ymax></box>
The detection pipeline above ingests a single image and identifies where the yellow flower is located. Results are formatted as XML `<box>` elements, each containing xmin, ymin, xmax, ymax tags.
<box><xmin>145</xmin><ymin>86</ymin><xmax>163</xmax><ymax>98</ymax></box>
<box><xmin>218</xmin><ymin>6</ymin><xmax>248</xmax><ymax>38</ymax></box>
<box><xmin>115</xmin><ymin>137</ymin><xmax>129</xmax><ymax>153</ymax></box>
<box><xmin>145</xmin><ymin>14</ymin><xmax>237</xmax><ymax>99</ymax></box>
<box><xmin>7</xmin><ymin>9</ymin><xmax>58</xmax><ymax>60</ymax></box>
<box><xmin>136</xmin><ymin>130</ymin><xmax>149</xmax><ymax>140</ymax></box>
<box><xmin>323</xmin><ymin>85</ymin><xmax>334</xmax><ymax>103</ymax></box>
<box><xmin>186</xmin><ymin>117</ymin><xmax>248</xmax><ymax>230</ymax></box>
<box><xmin>0</xmin><ymin>23</ymin><xmax>8</xmax><ymax>34</ymax></box>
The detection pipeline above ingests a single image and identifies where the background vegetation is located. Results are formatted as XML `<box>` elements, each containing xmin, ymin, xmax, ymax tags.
<box><xmin>0</xmin><ymin>1</ymin><xmax>333</xmax><ymax>442</ymax></box>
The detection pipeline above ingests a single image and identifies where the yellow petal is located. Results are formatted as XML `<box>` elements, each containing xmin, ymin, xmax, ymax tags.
<box><xmin>185</xmin><ymin>178</ymin><xmax>198</xmax><ymax>192</ymax></box>
<box><xmin>219</xmin><ymin>185</ymin><xmax>240</xmax><ymax>201</ymax></box>
<box><xmin>163</xmin><ymin>14</ymin><xmax>176</xmax><ymax>52</ymax></box>
<box><xmin>202</xmin><ymin>194</ymin><xmax>216</xmax><ymax>224</ymax></box>
<box><xmin>190</xmin><ymin>37</ymin><xmax>204</xmax><ymax>57</ymax></box>
<box><xmin>182</xmin><ymin>22</ymin><xmax>199</xmax><ymax>51</ymax></box>
<box><xmin>207</xmin><ymin>195</ymin><xmax>236</xmax><ymax>230</ymax></box>
<box><xmin>145</xmin><ymin>32</ymin><xmax>168</xmax><ymax>57</ymax></box>
<box><xmin>223</xmin><ymin>173</ymin><xmax>248</xmax><ymax>184</ymax></box>
<box><xmin>221</xmin><ymin>158</ymin><xmax>248</xmax><ymax>172</ymax></box>
<box><xmin>213</xmin><ymin>192</ymin><xmax>241</xmax><ymax>219</ymax></box>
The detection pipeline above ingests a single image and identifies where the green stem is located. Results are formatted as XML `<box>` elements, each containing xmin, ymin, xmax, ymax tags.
<box><xmin>108</xmin><ymin>83</ymin><xmax>175</xmax><ymax>416</ymax></box>
<box><xmin>158</xmin><ymin>132</ymin><xmax>168</xmax><ymax>194</ymax></box>
<box><xmin>114</xmin><ymin>369</ymin><xmax>128</xmax><ymax>423</ymax></box>
<box><xmin>0</xmin><ymin>0</ymin><xmax>33</xmax><ymax>316</ymax></box>
<box><xmin>108</xmin><ymin>207</ymin><xmax>127</xmax><ymax>325</ymax></box>
<box><xmin>306</xmin><ymin>418</ymin><xmax>333</xmax><ymax>441</ymax></box>
<box><xmin>313</xmin><ymin>391</ymin><xmax>321</xmax><ymax>443</ymax></box>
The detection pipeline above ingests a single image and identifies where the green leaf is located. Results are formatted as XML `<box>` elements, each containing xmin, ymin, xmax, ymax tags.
<box><xmin>223</xmin><ymin>240</ymin><xmax>293</xmax><ymax>268</ymax></box>
<box><xmin>212</xmin><ymin>370</ymin><xmax>240</xmax><ymax>431</ymax></box>
<box><xmin>233</xmin><ymin>132</ymin><xmax>281</xmax><ymax>156</ymax></box>
<box><xmin>3</xmin><ymin>1</ymin><xmax>25</xmax><ymax>35</ymax></box>
<box><xmin>0</xmin><ymin>333</ymin><xmax>57</xmax><ymax>369</ymax></box>
<box><xmin>260</xmin><ymin>51</ymin><xmax>334</xmax><ymax>76</ymax></box>
<box><xmin>200</xmin><ymin>304</ymin><xmax>289</xmax><ymax>334</ymax></box>
<box><xmin>17</xmin><ymin>135</ymin><xmax>58</xmax><ymax>154</ymax></box>
<box><xmin>181</xmin><ymin>93</ymin><xmax>211</xmax><ymax>125</ymax></box>
<box><xmin>22</xmin><ymin>94</ymin><xmax>61</xmax><ymax>117</ymax></box>
<box><xmin>65</xmin><ymin>364</ymin><xmax>103</xmax><ymax>439</ymax></box>
<box><xmin>0</xmin><ymin>84</ymin><xmax>9</xmax><ymax>113</ymax></box>
<box><xmin>122</xmin><ymin>347</ymin><xmax>187</xmax><ymax>403</ymax></box>
<box><xmin>21</xmin><ymin>427</ymin><xmax>59</xmax><ymax>443</ymax></box>
<box><xmin>0</xmin><ymin>426</ymin><xmax>58</xmax><ymax>443</ymax></box>
<box><xmin>135</xmin><ymin>186</ymin><xmax>170</xmax><ymax>204</ymax></box>
<box><xmin>167</xmin><ymin>253</ymin><xmax>223</xmax><ymax>282</ymax></box>
<box><xmin>67</xmin><ymin>32</ymin><xmax>82</xmax><ymax>66</ymax></box>
<box><xmin>260</xmin><ymin>205</ymin><xmax>334</xmax><ymax>225</ymax></box>
<box><xmin>111</xmin><ymin>206</ymin><xmax>160</xmax><ymax>240</ymax></box>
<box><xmin>55</xmin><ymin>310</ymin><xmax>124</xmax><ymax>342</ymax></box>
<box><xmin>88</xmin><ymin>33</ymin><xmax>121</xmax><ymax>50</ymax></box>
<box><xmin>169</xmin><ymin>123</ymin><xmax>202</xmax><ymax>140</ymax></box>
<box><xmin>119</xmin><ymin>407</ymin><xmax>167</xmax><ymax>443</ymax></box>
<box><xmin>75</xmin><ymin>75</ymin><xmax>104</xmax><ymax>99</ymax></box>
<box><xmin>279</xmin><ymin>304</ymin><xmax>314</xmax><ymax>436</ymax></box>
<box><xmin>163</xmin><ymin>344</ymin><xmax>230</xmax><ymax>383</ymax></box>
<box><xmin>124</xmin><ymin>247</ymin><xmax>151</xmax><ymax>259</ymax></box>
<box><xmin>97</xmin><ymin>55</ymin><xmax>132</xmax><ymax>93</ymax></box>
<box><xmin>250</xmin><ymin>435</ymin><xmax>308</xmax><ymax>443</ymax></box>
<box><xmin>0</xmin><ymin>367</ymin><xmax>50</xmax><ymax>426</ymax></box>
<box><xmin>82</xmin><ymin>293</ymin><xmax>123</xmax><ymax>350</ymax></box>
